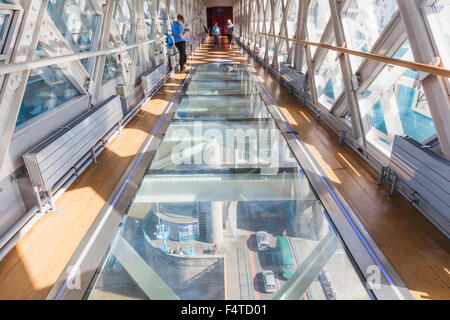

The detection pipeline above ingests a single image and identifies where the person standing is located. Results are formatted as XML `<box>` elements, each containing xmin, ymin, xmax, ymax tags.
<box><xmin>212</xmin><ymin>22</ymin><xmax>220</xmax><ymax>45</ymax></box>
<box><xmin>225</xmin><ymin>19</ymin><xmax>234</xmax><ymax>46</ymax></box>
<box><xmin>171</xmin><ymin>14</ymin><xmax>189</xmax><ymax>72</ymax></box>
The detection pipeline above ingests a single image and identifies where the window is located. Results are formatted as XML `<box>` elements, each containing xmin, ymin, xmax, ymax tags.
<box><xmin>343</xmin><ymin>112</ymin><xmax>352</xmax><ymax>124</ymax></box>
<box><xmin>47</xmin><ymin>0</ymin><xmax>99</xmax><ymax>69</ymax></box>
<box><xmin>267</xmin><ymin>1</ymin><xmax>282</xmax><ymax>64</ymax></box>
<box><xmin>341</xmin><ymin>0</ymin><xmax>398</xmax><ymax>70</ymax></box>
<box><xmin>144</xmin><ymin>0</ymin><xmax>156</xmax><ymax>68</ymax></box>
<box><xmin>264</xmin><ymin>0</ymin><xmax>271</xmax><ymax>34</ymax></box>
<box><xmin>102</xmin><ymin>42</ymin><xmax>123</xmax><ymax>85</ymax></box>
<box><xmin>0</xmin><ymin>3</ymin><xmax>14</xmax><ymax>56</ymax></box>
<box><xmin>159</xmin><ymin>1</ymin><xmax>167</xmax><ymax>34</ymax></box>
<box><xmin>315</xmin><ymin>40</ymin><xmax>344</xmax><ymax>110</ymax></box>
<box><xmin>102</xmin><ymin>0</ymin><xmax>134</xmax><ymax>85</ymax></box>
<box><xmin>260</xmin><ymin>2</ymin><xmax>270</xmax><ymax>59</ymax></box>
<box><xmin>0</xmin><ymin>13</ymin><xmax>9</xmax><ymax>43</ymax></box>
<box><xmin>16</xmin><ymin>45</ymin><xmax>81</xmax><ymax>128</ymax></box>
<box><xmin>257</xmin><ymin>2</ymin><xmax>264</xmax><ymax>56</ymax></box>
<box><xmin>424</xmin><ymin>0</ymin><xmax>450</xmax><ymax>67</ymax></box>
<box><xmin>274</xmin><ymin>1</ymin><xmax>282</xmax><ymax>35</ymax></box>
<box><xmin>286</xmin><ymin>0</ymin><xmax>298</xmax><ymax>38</ymax></box>
<box><xmin>144</xmin><ymin>0</ymin><xmax>155</xmax><ymax>40</ymax></box>
<box><xmin>279</xmin><ymin>0</ymin><xmax>299</xmax><ymax>65</ymax></box>
<box><xmin>168</xmin><ymin>0</ymin><xmax>176</xmax><ymax>23</ymax></box>
<box><xmin>114</xmin><ymin>0</ymin><xmax>132</xmax><ymax>45</ymax></box>
<box><xmin>307</xmin><ymin>0</ymin><xmax>331</xmax><ymax>56</ymax></box>
<box><xmin>361</xmin><ymin>41</ymin><xmax>436</xmax><ymax>153</ymax></box>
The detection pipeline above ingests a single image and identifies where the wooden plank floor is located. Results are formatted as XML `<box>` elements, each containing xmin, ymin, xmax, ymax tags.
<box><xmin>0</xmin><ymin>37</ymin><xmax>448</xmax><ymax>300</ymax></box>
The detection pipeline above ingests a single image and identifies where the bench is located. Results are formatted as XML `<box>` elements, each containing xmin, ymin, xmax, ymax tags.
<box><xmin>23</xmin><ymin>95</ymin><xmax>124</xmax><ymax>212</ymax></box>
<box><xmin>279</xmin><ymin>62</ymin><xmax>307</xmax><ymax>97</ymax></box>
<box><xmin>378</xmin><ymin>135</ymin><xmax>450</xmax><ymax>236</ymax></box>
<box><xmin>141</xmin><ymin>63</ymin><xmax>167</xmax><ymax>98</ymax></box>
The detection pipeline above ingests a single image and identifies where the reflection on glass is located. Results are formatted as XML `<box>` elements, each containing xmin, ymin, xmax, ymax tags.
<box><xmin>102</xmin><ymin>41</ymin><xmax>123</xmax><ymax>85</ymax></box>
<box><xmin>307</xmin><ymin>0</ymin><xmax>331</xmax><ymax>56</ymax></box>
<box><xmin>259</xmin><ymin>37</ymin><xmax>267</xmax><ymax>60</ymax></box>
<box><xmin>280</xmin><ymin>0</ymin><xmax>299</xmax><ymax>66</ymax></box>
<box><xmin>174</xmin><ymin>95</ymin><xmax>271</xmax><ymax>120</ymax></box>
<box><xmin>430</xmin><ymin>0</ymin><xmax>450</xmax><ymax>66</ymax></box>
<box><xmin>159</xmin><ymin>5</ymin><xmax>167</xmax><ymax>34</ymax></box>
<box><xmin>341</xmin><ymin>0</ymin><xmax>398</xmax><ymax>70</ymax></box>
<box><xmin>143</xmin><ymin>0</ymin><xmax>155</xmax><ymax>40</ymax></box>
<box><xmin>16</xmin><ymin>45</ymin><xmax>81</xmax><ymax>128</ymax></box>
<box><xmin>287</xmin><ymin>0</ymin><xmax>299</xmax><ymax>38</ymax></box>
<box><xmin>362</xmin><ymin>41</ymin><xmax>436</xmax><ymax>152</ymax></box>
<box><xmin>315</xmin><ymin>40</ymin><xmax>344</xmax><ymax>109</ymax></box>
<box><xmin>279</xmin><ymin>41</ymin><xmax>288</xmax><ymax>65</ymax></box>
<box><xmin>86</xmin><ymin>64</ymin><xmax>371</xmax><ymax>300</ymax></box>
<box><xmin>259</xmin><ymin>2</ymin><xmax>271</xmax><ymax>60</ymax></box>
<box><xmin>114</xmin><ymin>0</ymin><xmax>132</xmax><ymax>45</ymax></box>
<box><xmin>47</xmin><ymin>0</ymin><xmax>98</xmax><ymax>69</ymax></box>
<box><xmin>0</xmin><ymin>13</ymin><xmax>10</xmax><ymax>45</ymax></box>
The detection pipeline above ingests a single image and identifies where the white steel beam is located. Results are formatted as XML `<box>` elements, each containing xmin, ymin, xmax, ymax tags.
<box><xmin>0</xmin><ymin>0</ymin><xmax>48</xmax><ymax>170</ymax></box>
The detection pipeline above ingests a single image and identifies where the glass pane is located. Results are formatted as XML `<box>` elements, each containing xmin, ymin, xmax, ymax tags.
<box><xmin>168</xmin><ymin>0</ymin><xmax>176</xmax><ymax>22</ymax></box>
<box><xmin>102</xmin><ymin>41</ymin><xmax>123</xmax><ymax>85</ymax></box>
<box><xmin>85</xmin><ymin>64</ymin><xmax>371</xmax><ymax>300</ymax></box>
<box><xmin>279</xmin><ymin>0</ymin><xmax>299</xmax><ymax>66</ymax></box>
<box><xmin>159</xmin><ymin>1</ymin><xmax>167</xmax><ymax>34</ymax></box>
<box><xmin>362</xmin><ymin>41</ymin><xmax>436</xmax><ymax>153</ymax></box>
<box><xmin>114</xmin><ymin>0</ymin><xmax>133</xmax><ymax>44</ymax></box>
<box><xmin>307</xmin><ymin>0</ymin><xmax>331</xmax><ymax>56</ymax></box>
<box><xmin>259</xmin><ymin>36</ymin><xmax>266</xmax><ymax>59</ymax></box>
<box><xmin>279</xmin><ymin>41</ymin><xmax>288</xmax><ymax>64</ymax></box>
<box><xmin>16</xmin><ymin>45</ymin><xmax>81</xmax><ymax>128</ymax></box>
<box><xmin>47</xmin><ymin>0</ymin><xmax>97</xmax><ymax>68</ymax></box>
<box><xmin>264</xmin><ymin>0</ymin><xmax>271</xmax><ymax>35</ymax></box>
<box><xmin>143</xmin><ymin>0</ymin><xmax>155</xmax><ymax>40</ymax></box>
<box><xmin>429</xmin><ymin>0</ymin><xmax>450</xmax><ymax>66</ymax></box>
<box><xmin>287</xmin><ymin>0</ymin><xmax>298</xmax><ymax>38</ymax></box>
<box><xmin>274</xmin><ymin>1</ymin><xmax>282</xmax><ymax>35</ymax></box>
<box><xmin>0</xmin><ymin>13</ymin><xmax>10</xmax><ymax>44</ymax></box>
<box><xmin>341</xmin><ymin>0</ymin><xmax>398</xmax><ymax>70</ymax></box>
<box><xmin>315</xmin><ymin>40</ymin><xmax>344</xmax><ymax>110</ymax></box>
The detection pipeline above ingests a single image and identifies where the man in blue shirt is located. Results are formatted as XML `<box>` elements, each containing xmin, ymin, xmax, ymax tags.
<box><xmin>212</xmin><ymin>23</ymin><xmax>220</xmax><ymax>45</ymax></box>
<box><xmin>171</xmin><ymin>14</ymin><xmax>189</xmax><ymax>72</ymax></box>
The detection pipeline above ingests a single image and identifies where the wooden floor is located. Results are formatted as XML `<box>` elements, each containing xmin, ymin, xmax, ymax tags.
<box><xmin>0</xmin><ymin>37</ymin><xmax>448</xmax><ymax>300</ymax></box>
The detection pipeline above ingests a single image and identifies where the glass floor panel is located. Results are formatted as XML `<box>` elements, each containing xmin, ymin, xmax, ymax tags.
<box><xmin>174</xmin><ymin>94</ymin><xmax>271</xmax><ymax>119</ymax></box>
<box><xmin>185</xmin><ymin>80</ymin><xmax>258</xmax><ymax>96</ymax></box>
<box><xmin>85</xmin><ymin>63</ymin><xmax>372</xmax><ymax>300</ymax></box>
<box><xmin>149</xmin><ymin>119</ymin><xmax>299</xmax><ymax>171</ymax></box>
<box><xmin>194</xmin><ymin>63</ymin><xmax>245</xmax><ymax>73</ymax></box>
<box><xmin>190</xmin><ymin>70</ymin><xmax>251</xmax><ymax>81</ymax></box>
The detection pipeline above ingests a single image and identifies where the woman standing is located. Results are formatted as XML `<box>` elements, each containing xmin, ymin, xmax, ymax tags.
<box><xmin>225</xmin><ymin>19</ymin><xmax>234</xmax><ymax>46</ymax></box>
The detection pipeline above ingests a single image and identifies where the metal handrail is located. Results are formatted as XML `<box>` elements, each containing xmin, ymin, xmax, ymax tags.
<box><xmin>0</xmin><ymin>39</ymin><xmax>156</xmax><ymax>75</ymax></box>
<box><xmin>260</xmin><ymin>32</ymin><xmax>450</xmax><ymax>78</ymax></box>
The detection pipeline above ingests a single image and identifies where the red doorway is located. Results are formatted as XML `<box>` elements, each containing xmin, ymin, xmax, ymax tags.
<box><xmin>207</xmin><ymin>7</ymin><xmax>233</xmax><ymax>36</ymax></box>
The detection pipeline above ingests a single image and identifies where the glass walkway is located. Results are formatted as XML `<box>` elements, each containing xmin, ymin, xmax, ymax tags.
<box><xmin>54</xmin><ymin>63</ymin><xmax>406</xmax><ymax>300</ymax></box>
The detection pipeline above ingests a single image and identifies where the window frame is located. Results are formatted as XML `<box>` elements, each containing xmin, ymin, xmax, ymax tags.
<box><xmin>0</xmin><ymin>2</ymin><xmax>22</xmax><ymax>62</ymax></box>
